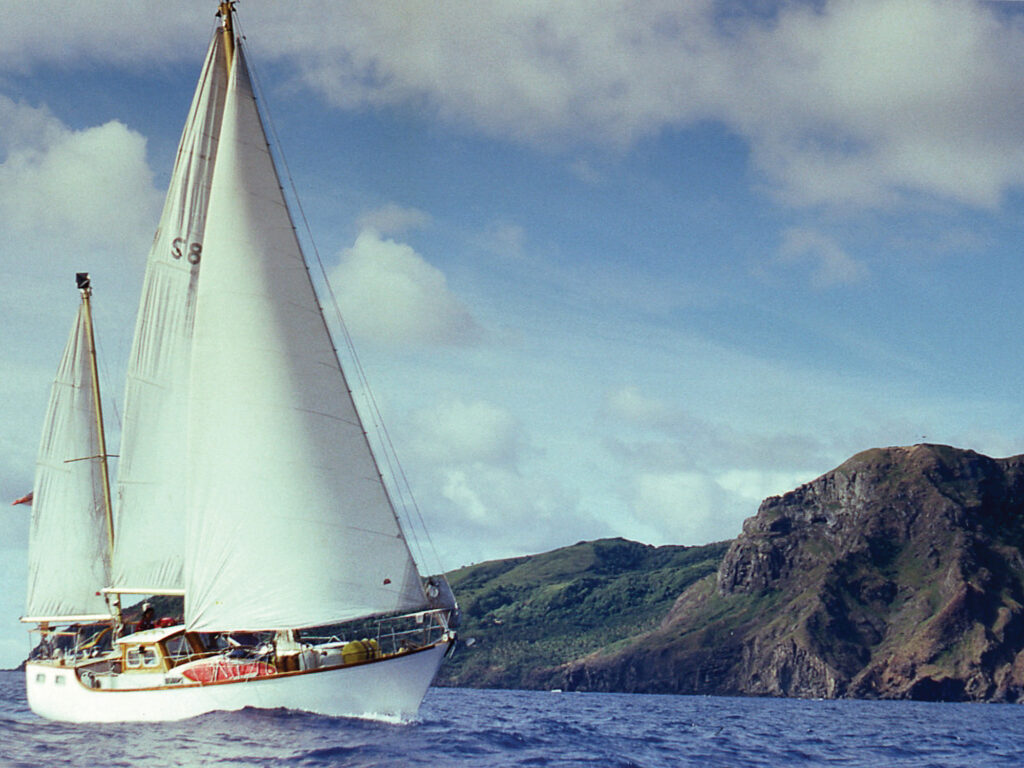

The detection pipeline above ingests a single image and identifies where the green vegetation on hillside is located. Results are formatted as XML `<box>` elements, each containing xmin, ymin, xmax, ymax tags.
<box><xmin>438</xmin><ymin>537</ymin><xmax>729</xmax><ymax>688</ymax></box>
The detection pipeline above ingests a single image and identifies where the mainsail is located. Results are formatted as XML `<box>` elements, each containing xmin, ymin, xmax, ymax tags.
<box><xmin>112</xmin><ymin>33</ymin><xmax>228</xmax><ymax>593</ymax></box>
<box><xmin>183</xmin><ymin>44</ymin><xmax>426</xmax><ymax>631</ymax></box>
<box><xmin>24</xmin><ymin>300</ymin><xmax>112</xmax><ymax>622</ymax></box>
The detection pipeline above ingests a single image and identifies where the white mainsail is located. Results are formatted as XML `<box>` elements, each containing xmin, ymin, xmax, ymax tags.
<box><xmin>183</xmin><ymin>45</ymin><xmax>426</xmax><ymax>632</ymax></box>
<box><xmin>112</xmin><ymin>33</ymin><xmax>228</xmax><ymax>593</ymax></box>
<box><xmin>24</xmin><ymin>301</ymin><xmax>112</xmax><ymax>622</ymax></box>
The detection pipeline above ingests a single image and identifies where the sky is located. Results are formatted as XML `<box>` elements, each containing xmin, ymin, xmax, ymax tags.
<box><xmin>2</xmin><ymin>0</ymin><xmax>1024</xmax><ymax>667</ymax></box>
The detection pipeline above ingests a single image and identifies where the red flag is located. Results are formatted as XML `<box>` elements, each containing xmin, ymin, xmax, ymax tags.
<box><xmin>11</xmin><ymin>491</ymin><xmax>33</xmax><ymax>506</ymax></box>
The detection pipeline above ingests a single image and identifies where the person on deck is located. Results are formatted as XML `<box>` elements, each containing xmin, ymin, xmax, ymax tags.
<box><xmin>137</xmin><ymin>603</ymin><xmax>156</xmax><ymax>632</ymax></box>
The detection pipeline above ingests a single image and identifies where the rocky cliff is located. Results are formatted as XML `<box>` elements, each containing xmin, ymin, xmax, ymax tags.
<box><xmin>551</xmin><ymin>444</ymin><xmax>1024</xmax><ymax>701</ymax></box>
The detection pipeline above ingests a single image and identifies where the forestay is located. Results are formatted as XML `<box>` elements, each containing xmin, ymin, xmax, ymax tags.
<box><xmin>112</xmin><ymin>33</ymin><xmax>227</xmax><ymax>593</ymax></box>
<box><xmin>24</xmin><ymin>303</ymin><xmax>112</xmax><ymax>621</ymax></box>
<box><xmin>184</xmin><ymin>44</ymin><xmax>426</xmax><ymax>632</ymax></box>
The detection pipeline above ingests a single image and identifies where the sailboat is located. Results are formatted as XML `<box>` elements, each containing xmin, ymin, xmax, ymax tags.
<box><xmin>22</xmin><ymin>3</ymin><xmax>457</xmax><ymax>723</ymax></box>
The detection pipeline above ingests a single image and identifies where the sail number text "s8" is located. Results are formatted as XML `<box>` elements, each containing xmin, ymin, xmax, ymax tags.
<box><xmin>171</xmin><ymin>238</ymin><xmax>202</xmax><ymax>265</ymax></box>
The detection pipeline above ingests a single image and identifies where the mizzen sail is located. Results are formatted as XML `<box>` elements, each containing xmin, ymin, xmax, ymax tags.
<box><xmin>183</xmin><ymin>44</ymin><xmax>426</xmax><ymax>632</ymax></box>
<box><xmin>112</xmin><ymin>33</ymin><xmax>228</xmax><ymax>593</ymax></box>
<box><xmin>24</xmin><ymin>301</ymin><xmax>112</xmax><ymax>621</ymax></box>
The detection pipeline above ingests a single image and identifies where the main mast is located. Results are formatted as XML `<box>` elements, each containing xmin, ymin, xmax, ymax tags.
<box><xmin>76</xmin><ymin>272</ymin><xmax>121</xmax><ymax>626</ymax></box>
<box><xmin>219</xmin><ymin>1</ymin><xmax>236</xmax><ymax>74</ymax></box>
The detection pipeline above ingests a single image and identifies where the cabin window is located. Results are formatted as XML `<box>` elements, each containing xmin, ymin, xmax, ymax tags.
<box><xmin>126</xmin><ymin>646</ymin><xmax>141</xmax><ymax>668</ymax></box>
<box><xmin>198</xmin><ymin>632</ymin><xmax>228</xmax><ymax>652</ymax></box>
<box><xmin>141</xmin><ymin>646</ymin><xmax>160</xmax><ymax>668</ymax></box>
<box><xmin>164</xmin><ymin>635</ymin><xmax>192</xmax><ymax>663</ymax></box>
<box><xmin>55</xmin><ymin>675</ymin><xmax>66</xmax><ymax>686</ymax></box>
<box><xmin>35</xmin><ymin>673</ymin><xmax>45</xmax><ymax>684</ymax></box>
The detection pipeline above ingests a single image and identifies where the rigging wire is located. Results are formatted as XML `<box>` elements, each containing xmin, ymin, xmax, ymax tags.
<box><xmin>234</xmin><ymin>11</ymin><xmax>447</xmax><ymax>579</ymax></box>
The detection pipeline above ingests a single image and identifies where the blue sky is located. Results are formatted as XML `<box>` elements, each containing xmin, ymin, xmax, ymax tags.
<box><xmin>3</xmin><ymin>0</ymin><xmax>1024</xmax><ymax>667</ymax></box>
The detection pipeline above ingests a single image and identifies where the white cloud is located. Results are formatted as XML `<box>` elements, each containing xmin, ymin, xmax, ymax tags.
<box><xmin>262</xmin><ymin>1</ymin><xmax>715</xmax><ymax>147</ymax></box>
<box><xmin>627</xmin><ymin>466</ymin><xmax>816</xmax><ymax>546</ymax></box>
<box><xmin>632</xmin><ymin>471</ymin><xmax>734</xmax><ymax>544</ymax></box>
<box><xmin>605</xmin><ymin>385</ymin><xmax>672</xmax><ymax>428</ymax></box>
<box><xmin>0</xmin><ymin>115</ymin><xmax>155</xmax><ymax>249</ymax></box>
<box><xmin>715</xmin><ymin>468</ymin><xmax>814</xmax><ymax>511</ymax></box>
<box><xmin>396</xmin><ymin>392</ymin><xmax>616</xmax><ymax>564</ymax></box>
<box><xmin>0</xmin><ymin>4</ymin><xmax>202</xmax><ymax>71</ymax></box>
<box><xmin>440</xmin><ymin>469</ymin><xmax>491</xmax><ymax>523</ymax></box>
<box><xmin>482</xmin><ymin>223</ymin><xmax>527</xmax><ymax>261</ymax></box>
<box><xmin>411</xmin><ymin>399</ymin><xmax>519</xmax><ymax>465</ymax></box>
<box><xmin>330</xmin><ymin>228</ymin><xmax>481</xmax><ymax>346</ymax></box>
<box><xmin>427</xmin><ymin>462</ymin><xmax>608</xmax><ymax>563</ymax></box>
<box><xmin>0</xmin><ymin>96</ymin><xmax>159</xmax><ymax>311</ymax></box>
<box><xmin>600</xmin><ymin>382</ymin><xmax>839</xmax><ymax>543</ymax></box>
<box><xmin>260</xmin><ymin>0</ymin><xmax>1024</xmax><ymax>210</ymax></box>
<box><xmin>356</xmin><ymin>203</ymin><xmax>431</xmax><ymax>235</ymax></box>
<box><xmin>776</xmin><ymin>227</ymin><xmax>868</xmax><ymax>288</ymax></box>
<box><xmin>5</xmin><ymin>2</ymin><xmax>1024</xmax><ymax>210</ymax></box>
<box><xmin>718</xmin><ymin>0</ymin><xmax>1024</xmax><ymax>208</ymax></box>
<box><xmin>568</xmin><ymin>158</ymin><xmax>604</xmax><ymax>185</ymax></box>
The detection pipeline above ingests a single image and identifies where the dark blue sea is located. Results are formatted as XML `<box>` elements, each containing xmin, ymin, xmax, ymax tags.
<box><xmin>0</xmin><ymin>670</ymin><xmax>1019</xmax><ymax>767</ymax></box>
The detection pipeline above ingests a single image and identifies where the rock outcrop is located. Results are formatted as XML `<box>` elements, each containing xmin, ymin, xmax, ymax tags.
<box><xmin>552</xmin><ymin>444</ymin><xmax>1024</xmax><ymax>701</ymax></box>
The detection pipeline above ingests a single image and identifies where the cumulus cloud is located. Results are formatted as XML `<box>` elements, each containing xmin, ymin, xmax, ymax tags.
<box><xmin>257</xmin><ymin>0</ymin><xmax>1024</xmax><ymax>210</ymax></box>
<box><xmin>0</xmin><ymin>93</ymin><xmax>160</xmax><ymax>413</ymax></box>
<box><xmin>602</xmin><ymin>383</ymin><xmax>833</xmax><ymax>543</ymax></box>
<box><xmin>6</xmin><ymin>2</ymin><xmax>1024</xmax><ymax>210</ymax></box>
<box><xmin>0</xmin><ymin>96</ymin><xmax>160</xmax><ymax>309</ymax></box>
<box><xmin>330</xmin><ymin>228</ymin><xmax>481</xmax><ymax>346</ymax></box>
<box><xmin>0</xmin><ymin>97</ymin><xmax>157</xmax><ymax>236</ymax></box>
<box><xmin>398</xmin><ymin>397</ymin><xmax>612</xmax><ymax>564</ymax></box>
<box><xmin>628</xmin><ymin>467</ymin><xmax>812</xmax><ymax>545</ymax></box>
<box><xmin>0</xmin><ymin>3</ymin><xmax>202</xmax><ymax>71</ymax></box>
<box><xmin>633</xmin><ymin>471</ymin><xmax>735</xmax><ymax>544</ymax></box>
<box><xmin>266</xmin><ymin>1</ymin><xmax>715</xmax><ymax>147</ymax></box>
<box><xmin>720</xmin><ymin>0</ymin><xmax>1024</xmax><ymax>208</ymax></box>
<box><xmin>428</xmin><ymin>462</ymin><xmax>609</xmax><ymax>563</ymax></box>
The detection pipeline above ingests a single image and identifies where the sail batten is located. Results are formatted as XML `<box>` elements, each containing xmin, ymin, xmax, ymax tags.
<box><xmin>183</xmin><ymin>43</ymin><xmax>426</xmax><ymax>632</ymax></box>
<box><xmin>112</xmin><ymin>33</ymin><xmax>228</xmax><ymax>593</ymax></box>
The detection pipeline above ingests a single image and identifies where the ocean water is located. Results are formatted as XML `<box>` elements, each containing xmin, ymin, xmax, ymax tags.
<box><xmin>0</xmin><ymin>671</ymin><xmax>1018</xmax><ymax>768</ymax></box>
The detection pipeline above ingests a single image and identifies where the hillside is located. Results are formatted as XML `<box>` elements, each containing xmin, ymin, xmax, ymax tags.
<box><xmin>550</xmin><ymin>444</ymin><xmax>1024</xmax><ymax>701</ymax></box>
<box><xmin>436</xmin><ymin>537</ymin><xmax>729</xmax><ymax>688</ymax></box>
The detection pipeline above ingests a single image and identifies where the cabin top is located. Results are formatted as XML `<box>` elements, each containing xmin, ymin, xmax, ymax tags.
<box><xmin>115</xmin><ymin>624</ymin><xmax>186</xmax><ymax>646</ymax></box>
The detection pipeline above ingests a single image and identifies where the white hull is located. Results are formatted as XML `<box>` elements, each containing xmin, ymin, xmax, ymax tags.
<box><xmin>25</xmin><ymin>641</ymin><xmax>450</xmax><ymax>723</ymax></box>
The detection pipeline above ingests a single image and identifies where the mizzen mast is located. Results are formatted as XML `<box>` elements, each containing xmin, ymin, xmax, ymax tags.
<box><xmin>75</xmin><ymin>273</ymin><xmax>114</xmax><ymax>555</ymax></box>
<box><xmin>76</xmin><ymin>272</ymin><xmax>121</xmax><ymax>625</ymax></box>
